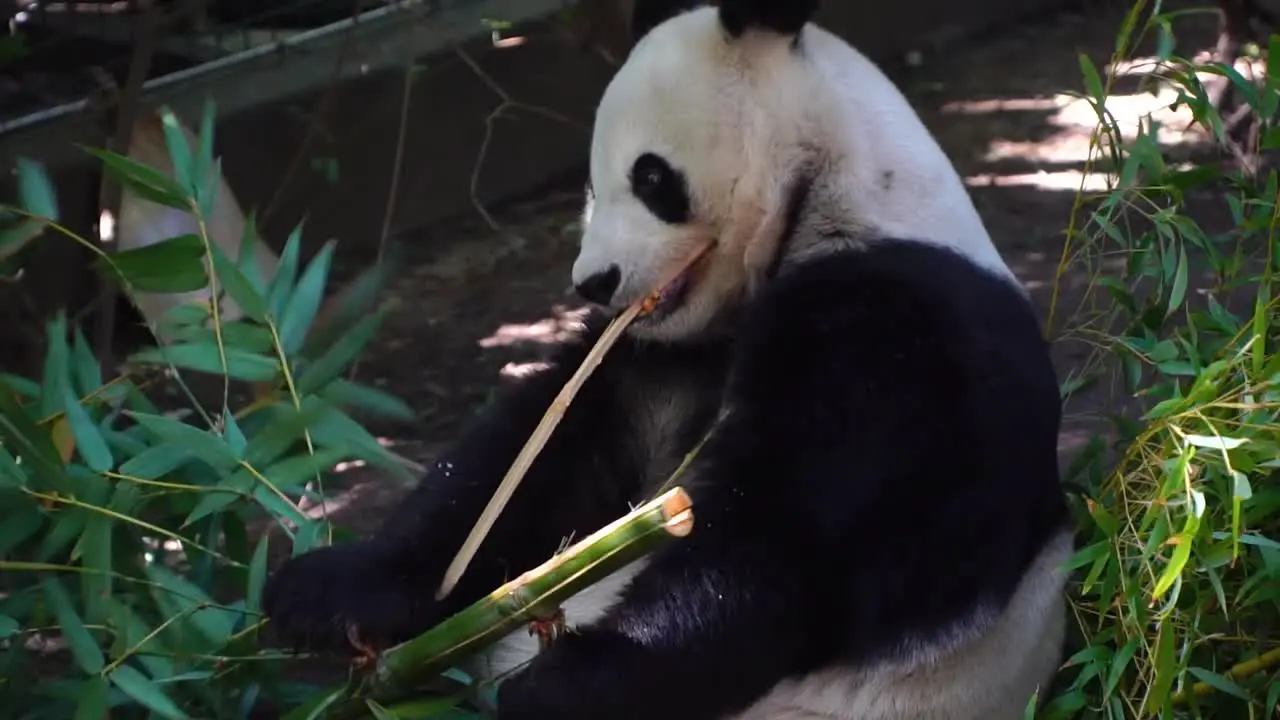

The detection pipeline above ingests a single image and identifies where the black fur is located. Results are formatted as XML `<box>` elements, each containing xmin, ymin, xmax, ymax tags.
<box><xmin>718</xmin><ymin>0</ymin><xmax>820</xmax><ymax>37</ymax></box>
<box><xmin>262</xmin><ymin>239</ymin><xmax>1069</xmax><ymax>719</ymax></box>
<box><xmin>630</xmin><ymin>0</ymin><xmax>821</xmax><ymax>45</ymax></box>
<box><xmin>630</xmin><ymin>152</ymin><xmax>692</xmax><ymax>224</ymax></box>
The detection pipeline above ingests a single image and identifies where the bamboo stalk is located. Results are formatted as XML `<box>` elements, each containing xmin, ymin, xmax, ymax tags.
<box><xmin>323</xmin><ymin>486</ymin><xmax>694</xmax><ymax>718</ymax></box>
<box><xmin>435</xmin><ymin>240</ymin><xmax>716</xmax><ymax>600</ymax></box>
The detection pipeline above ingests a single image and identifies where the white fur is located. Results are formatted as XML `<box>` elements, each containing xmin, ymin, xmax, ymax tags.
<box><xmin>574</xmin><ymin>7</ymin><xmax>1016</xmax><ymax>342</ymax></box>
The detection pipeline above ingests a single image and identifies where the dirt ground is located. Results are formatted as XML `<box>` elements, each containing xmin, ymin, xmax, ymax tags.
<box><xmin>304</xmin><ymin>4</ymin><xmax>1241</xmax><ymax>535</ymax></box>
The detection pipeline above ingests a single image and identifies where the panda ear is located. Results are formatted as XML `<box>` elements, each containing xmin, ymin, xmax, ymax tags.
<box><xmin>630</xmin><ymin>0</ymin><xmax>707</xmax><ymax>44</ymax></box>
<box><xmin>718</xmin><ymin>0</ymin><xmax>820</xmax><ymax>38</ymax></box>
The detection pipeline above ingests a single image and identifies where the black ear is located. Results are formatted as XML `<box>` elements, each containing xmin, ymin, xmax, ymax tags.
<box><xmin>631</xmin><ymin>0</ymin><xmax>707</xmax><ymax>44</ymax></box>
<box><xmin>719</xmin><ymin>0</ymin><xmax>819</xmax><ymax>37</ymax></box>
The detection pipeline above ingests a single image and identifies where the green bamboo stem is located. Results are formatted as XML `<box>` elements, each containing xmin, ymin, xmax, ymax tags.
<box><xmin>1170</xmin><ymin>645</ymin><xmax>1280</xmax><ymax>707</ymax></box>
<box><xmin>323</xmin><ymin>486</ymin><xmax>695</xmax><ymax>718</ymax></box>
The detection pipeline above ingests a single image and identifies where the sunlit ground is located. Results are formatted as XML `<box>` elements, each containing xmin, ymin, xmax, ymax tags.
<box><xmin>951</xmin><ymin>51</ymin><xmax>1262</xmax><ymax>191</ymax></box>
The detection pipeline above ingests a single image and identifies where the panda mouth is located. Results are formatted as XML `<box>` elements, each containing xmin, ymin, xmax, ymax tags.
<box><xmin>634</xmin><ymin>241</ymin><xmax>716</xmax><ymax>323</ymax></box>
<box><xmin>637</xmin><ymin>263</ymin><xmax>700</xmax><ymax>322</ymax></box>
<box><xmin>646</xmin><ymin>271</ymin><xmax>692</xmax><ymax>318</ymax></box>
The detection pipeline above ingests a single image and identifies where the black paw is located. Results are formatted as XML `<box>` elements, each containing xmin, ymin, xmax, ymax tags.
<box><xmin>261</xmin><ymin>543</ymin><xmax>434</xmax><ymax>655</ymax></box>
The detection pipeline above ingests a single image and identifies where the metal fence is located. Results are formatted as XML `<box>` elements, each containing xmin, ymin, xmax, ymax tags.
<box><xmin>1</xmin><ymin>0</ymin><xmax>570</xmax><ymax>167</ymax></box>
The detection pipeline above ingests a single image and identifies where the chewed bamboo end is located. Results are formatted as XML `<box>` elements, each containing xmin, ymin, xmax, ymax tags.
<box><xmin>635</xmin><ymin>239</ymin><xmax>717</xmax><ymax>318</ymax></box>
<box><xmin>660</xmin><ymin>487</ymin><xmax>695</xmax><ymax>537</ymax></box>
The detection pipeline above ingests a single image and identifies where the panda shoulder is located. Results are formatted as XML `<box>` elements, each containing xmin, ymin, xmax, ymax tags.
<box><xmin>734</xmin><ymin>238</ymin><xmax>1056</xmax><ymax>411</ymax></box>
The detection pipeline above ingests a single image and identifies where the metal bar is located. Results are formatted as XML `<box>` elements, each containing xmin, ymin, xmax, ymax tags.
<box><xmin>1</xmin><ymin>0</ymin><xmax>568</xmax><ymax>170</ymax></box>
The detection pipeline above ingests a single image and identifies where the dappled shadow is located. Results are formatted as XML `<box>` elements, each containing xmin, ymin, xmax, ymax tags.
<box><xmin>292</xmin><ymin>2</ymin><xmax>1258</xmax><ymax>535</ymax></box>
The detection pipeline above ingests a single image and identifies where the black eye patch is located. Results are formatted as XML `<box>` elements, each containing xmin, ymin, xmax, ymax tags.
<box><xmin>629</xmin><ymin>152</ymin><xmax>691</xmax><ymax>224</ymax></box>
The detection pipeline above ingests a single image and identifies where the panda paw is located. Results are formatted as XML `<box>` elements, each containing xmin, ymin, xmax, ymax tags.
<box><xmin>260</xmin><ymin>543</ymin><xmax>431</xmax><ymax>656</ymax></box>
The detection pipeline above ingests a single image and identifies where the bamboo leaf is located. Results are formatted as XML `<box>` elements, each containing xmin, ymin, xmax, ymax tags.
<box><xmin>297</xmin><ymin>309</ymin><xmax>385</xmax><ymax>394</ymax></box>
<box><xmin>129</xmin><ymin>342</ymin><xmax>280</xmax><ymax>383</ymax></box>
<box><xmin>306</xmin><ymin>400</ymin><xmax>413</xmax><ymax>480</ymax></box>
<box><xmin>159</xmin><ymin>107</ymin><xmax>196</xmax><ymax>195</ymax></box>
<box><xmin>0</xmin><ymin>445</ymin><xmax>24</xmax><ymax>488</ymax></box>
<box><xmin>51</xmin><ymin>416</ymin><xmax>76</xmax><ymax>464</ymax></box>
<box><xmin>0</xmin><ymin>613</ymin><xmax>18</xmax><ymax>638</ymax></box>
<box><xmin>41</xmin><ymin>576</ymin><xmax>104</xmax><ymax>674</ymax></box>
<box><xmin>16</xmin><ymin>156</ymin><xmax>59</xmax><ymax>221</ymax></box>
<box><xmin>168</xmin><ymin>320</ymin><xmax>275</xmax><ymax>355</ymax></box>
<box><xmin>0</xmin><ymin>371</ymin><xmax>41</xmax><ymax>399</ymax></box>
<box><xmin>237</xmin><ymin>214</ymin><xmax>269</xmax><ymax>294</ymax></box>
<box><xmin>266</xmin><ymin>224</ymin><xmax>304</xmax><ymax>320</ymax></box>
<box><xmin>278</xmin><ymin>239</ymin><xmax>336</xmax><ymax>355</ymax></box>
<box><xmin>246</xmin><ymin>534</ymin><xmax>269</xmax><ymax>615</ymax></box>
<box><xmin>72</xmin><ymin>676</ymin><xmax>110</xmax><ymax>720</ymax></box>
<box><xmin>194</xmin><ymin>99</ymin><xmax>218</xmax><ymax>219</ymax></box>
<box><xmin>81</xmin><ymin>146</ymin><xmax>190</xmax><ymax>211</ymax></box>
<box><xmin>100</xmin><ymin>233</ymin><xmax>209</xmax><ymax>293</ymax></box>
<box><xmin>144</xmin><ymin>563</ymin><xmax>236</xmax><ymax>644</ymax></box>
<box><xmin>160</xmin><ymin>301</ymin><xmax>213</xmax><ymax>331</ymax></box>
<box><xmin>126</xmin><ymin>411</ymin><xmax>240</xmax><ymax>473</ymax></box>
<box><xmin>0</xmin><ymin>379</ymin><xmax>65</xmax><ymax>476</ymax></box>
<box><xmin>40</xmin><ymin>312</ymin><xmax>70</xmax><ymax>418</ymax></box>
<box><xmin>69</xmin><ymin>327</ymin><xmax>103</xmax><ymax>398</ymax></box>
<box><xmin>118</xmin><ymin>443</ymin><xmax>192</xmax><ymax>480</ymax></box>
<box><xmin>1146</xmin><ymin>619</ymin><xmax>1178</xmax><ymax>714</ymax></box>
<box><xmin>0</xmin><ymin>216</ymin><xmax>43</xmax><ymax>262</ymax></box>
<box><xmin>1186</xmin><ymin>667</ymin><xmax>1251</xmax><ymax>700</ymax></box>
<box><xmin>62</xmin><ymin>380</ymin><xmax>113</xmax><ymax>472</ymax></box>
<box><xmin>1152</xmin><ymin>532</ymin><xmax>1194</xmax><ymax>601</ymax></box>
<box><xmin>260</xmin><ymin>445</ymin><xmax>350</xmax><ymax>491</ymax></box>
<box><xmin>108</xmin><ymin>664</ymin><xmax>192</xmax><ymax>720</ymax></box>
<box><xmin>224</xmin><ymin>409</ymin><xmax>247</xmax><ymax>458</ymax></box>
<box><xmin>243</xmin><ymin>401</ymin><xmax>331</xmax><ymax>468</ymax></box>
<box><xmin>253</xmin><ymin>485</ymin><xmax>308</xmax><ymax>528</ymax></box>
<box><xmin>181</xmin><ymin>472</ymin><xmax>254</xmax><ymax>527</ymax></box>
<box><xmin>299</xmin><ymin>243</ymin><xmax>400</xmax><ymax>357</ymax></box>
<box><xmin>207</xmin><ymin>241</ymin><xmax>268</xmax><ymax>322</ymax></box>
<box><xmin>320</xmin><ymin>378</ymin><xmax>415</xmax><ymax>422</ymax></box>
<box><xmin>0</xmin><ymin>508</ymin><xmax>45</xmax><ymax>555</ymax></box>
<box><xmin>1166</xmin><ymin>242</ymin><xmax>1188</xmax><ymax>317</ymax></box>
<box><xmin>78</xmin><ymin>515</ymin><xmax>113</xmax><ymax>624</ymax></box>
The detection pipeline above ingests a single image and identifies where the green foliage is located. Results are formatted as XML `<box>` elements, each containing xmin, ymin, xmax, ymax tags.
<box><xmin>0</xmin><ymin>101</ymin><xmax>433</xmax><ymax>719</ymax></box>
<box><xmin>1037</xmin><ymin>4</ymin><xmax>1280</xmax><ymax>718</ymax></box>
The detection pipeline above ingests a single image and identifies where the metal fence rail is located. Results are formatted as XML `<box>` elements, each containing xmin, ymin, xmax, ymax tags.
<box><xmin>1</xmin><ymin>0</ymin><xmax>570</xmax><ymax>170</ymax></box>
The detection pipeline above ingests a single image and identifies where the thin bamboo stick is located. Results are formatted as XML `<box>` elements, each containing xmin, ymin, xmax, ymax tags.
<box><xmin>435</xmin><ymin>239</ymin><xmax>716</xmax><ymax>600</ymax></box>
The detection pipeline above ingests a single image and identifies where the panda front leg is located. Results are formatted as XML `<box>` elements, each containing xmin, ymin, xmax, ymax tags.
<box><xmin>261</xmin><ymin>311</ymin><xmax>648</xmax><ymax>656</ymax></box>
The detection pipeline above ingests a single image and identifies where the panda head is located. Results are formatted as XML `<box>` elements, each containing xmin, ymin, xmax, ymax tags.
<box><xmin>572</xmin><ymin>0</ymin><xmax>826</xmax><ymax>342</ymax></box>
<box><xmin>572</xmin><ymin>0</ymin><xmax>1010</xmax><ymax>342</ymax></box>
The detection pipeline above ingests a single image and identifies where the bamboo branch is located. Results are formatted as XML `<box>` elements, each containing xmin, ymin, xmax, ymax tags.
<box><xmin>324</xmin><ymin>486</ymin><xmax>695</xmax><ymax>718</ymax></box>
<box><xmin>1170</xmin><ymin>645</ymin><xmax>1280</xmax><ymax>707</ymax></box>
<box><xmin>436</xmin><ymin>239</ymin><xmax>716</xmax><ymax>600</ymax></box>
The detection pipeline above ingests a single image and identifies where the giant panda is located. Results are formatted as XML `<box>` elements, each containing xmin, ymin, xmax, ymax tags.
<box><xmin>260</xmin><ymin>1</ymin><xmax>1074</xmax><ymax>718</ymax></box>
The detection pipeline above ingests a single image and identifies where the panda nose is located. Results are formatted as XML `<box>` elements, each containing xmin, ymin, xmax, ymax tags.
<box><xmin>574</xmin><ymin>265</ymin><xmax>621</xmax><ymax>305</ymax></box>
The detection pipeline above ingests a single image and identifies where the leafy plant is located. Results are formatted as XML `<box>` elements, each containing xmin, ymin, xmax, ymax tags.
<box><xmin>1035</xmin><ymin>2</ymin><xmax>1280</xmax><ymax>717</ymax></box>
<box><xmin>0</xmin><ymin>101</ymin><xmax>421</xmax><ymax>719</ymax></box>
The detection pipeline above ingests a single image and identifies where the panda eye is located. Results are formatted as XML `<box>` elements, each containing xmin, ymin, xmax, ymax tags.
<box><xmin>629</xmin><ymin>152</ymin><xmax>691</xmax><ymax>224</ymax></box>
